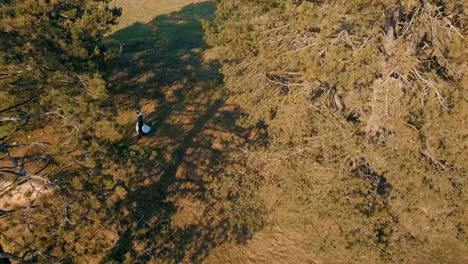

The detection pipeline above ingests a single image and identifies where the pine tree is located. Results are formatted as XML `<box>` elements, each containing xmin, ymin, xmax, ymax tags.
<box><xmin>0</xmin><ymin>0</ymin><xmax>121</xmax><ymax>261</ymax></box>
<box><xmin>205</xmin><ymin>0</ymin><xmax>467</xmax><ymax>262</ymax></box>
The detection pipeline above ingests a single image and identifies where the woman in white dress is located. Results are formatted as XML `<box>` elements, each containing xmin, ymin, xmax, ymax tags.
<box><xmin>136</xmin><ymin>111</ymin><xmax>151</xmax><ymax>137</ymax></box>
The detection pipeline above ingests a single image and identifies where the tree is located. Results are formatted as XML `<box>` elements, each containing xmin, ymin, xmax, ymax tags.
<box><xmin>205</xmin><ymin>0</ymin><xmax>467</xmax><ymax>262</ymax></box>
<box><xmin>0</xmin><ymin>0</ymin><xmax>121</xmax><ymax>262</ymax></box>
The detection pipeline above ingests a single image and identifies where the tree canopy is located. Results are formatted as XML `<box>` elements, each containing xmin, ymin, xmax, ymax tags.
<box><xmin>0</xmin><ymin>0</ymin><xmax>466</xmax><ymax>262</ymax></box>
<box><xmin>0</xmin><ymin>0</ymin><xmax>121</xmax><ymax>261</ymax></box>
<box><xmin>205</xmin><ymin>0</ymin><xmax>467</xmax><ymax>262</ymax></box>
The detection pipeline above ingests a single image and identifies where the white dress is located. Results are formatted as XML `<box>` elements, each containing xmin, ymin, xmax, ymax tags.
<box><xmin>136</xmin><ymin>123</ymin><xmax>152</xmax><ymax>134</ymax></box>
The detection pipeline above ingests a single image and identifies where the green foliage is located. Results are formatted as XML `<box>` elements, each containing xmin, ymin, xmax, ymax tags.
<box><xmin>0</xmin><ymin>0</ymin><xmax>121</xmax><ymax>132</ymax></box>
<box><xmin>0</xmin><ymin>0</ymin><xmax>122</xmax><ymax>262</ymax></box>
<box><xmin>205</xmin><ymin>0</ymin><xmax>467</xmax><ymax>262</ymax></box>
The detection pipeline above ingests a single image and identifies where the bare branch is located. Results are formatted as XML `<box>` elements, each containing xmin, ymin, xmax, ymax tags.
<box><xmin>0</xmin><ymin>111</ymin><xmax>59</xmax><ymax>123</ymax></box>
<box><xmin>402</xmin><ymin>4</ymin><xmax>422</xmax><ymax>37</ymax></box>
<box><xmin>411</xmin><ymin>68</ymin><xmax>449</xmax><ymax>108</ymax></box>
<box><xmin>420</xmin><ymin>149</ymin><xmax>446</xmax><ymax>171</ymax></box>
<box><xmin>353</xmin><ymin>29</ymin><xmax>376</xmax><ymax>56</ymax></box>
<box><xmin>0</xmin><ymin>95</ymin><xmax>38</xmax><ymax>114</ymax></box>
<box><xmin>0</xmin><ymin>142</ymin><xmax>52</xmax><ymax>197</ymax></box>
<box><xmin>263</xmin><ymin>23</ymin><xmax>291</xmax><ymax>34</ymax></box>
<box><xmin>443</xmin><ymin>17</ymin><xmax>464</xmax><ymax>39</ymax></box>
<box><xmin>266</xmin><ymin>73</ymin><xmax>306</xmax><ymax>88</ymax></box>
<box><xmin>4</xmin><ymin>142</ymin><xmax>50</xmax><ymax>149</ymax></box>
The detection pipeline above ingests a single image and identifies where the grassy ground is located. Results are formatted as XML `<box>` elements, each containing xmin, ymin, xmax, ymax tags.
<box><xmin>111</xmin><ymin>0</ymin><xmax>209</xmax><ymax>32</ymax></box>
<box><xmin>101</xmin><ymin>1</ymin><xmax>242</xmax><ymax>263</ymax></box>
<box><xmin>1</xmin><ymin>1</ymin><xmax>319</xmax><ymax>263</ymax></box>
<box><xmin>100</xmin><ymin>1</ymin><xmax>320</xmax><ymax>263</ymax></box>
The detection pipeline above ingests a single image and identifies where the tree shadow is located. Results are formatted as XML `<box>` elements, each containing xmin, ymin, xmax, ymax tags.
<box><xmin>104</xmin><ymin>1</ymin><xmax>221</xmax><ymax>109</ymax></box>
<box><xmin>99</xmin><ymin>2</ymin><xmax>249</xmax><ymax>263</ymax></box>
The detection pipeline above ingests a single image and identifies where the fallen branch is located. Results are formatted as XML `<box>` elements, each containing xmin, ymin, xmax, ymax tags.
<box><xmin>0</xmin><ymin>111</ymin><xmax>59</xmax><ymax>123</ymax></box>
<box><xmin>420</xmin><ymin>149</ymin><xmax>446</xmax><ymax>171</ymax></box>
<box><xmin>266</xmin><ymin>73</ymin><xmax>306</xmax><ymax>88</ymax></box>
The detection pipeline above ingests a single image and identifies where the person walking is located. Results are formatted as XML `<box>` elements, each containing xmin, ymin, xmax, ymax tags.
<box><xmin>136</xmin><ymin>110</ymin><xmax>151</xmax><ymax>137</ymax></box>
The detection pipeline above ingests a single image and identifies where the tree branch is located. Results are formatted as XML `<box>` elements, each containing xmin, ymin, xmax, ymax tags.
<box><xmin>0</xmin><ymin>252</ymin><xmax>20</xmax><ymax>261</ymax></box>
<box><xmin>0</xmin><ymin>142</ymin><xmax>52</xmax><ymax>197</ymax></box>
<box><xmin>0</xmin><ymin>111</ymin><xmax>59</xmax><ymax>123</ymax></box>
<box><xmin>0</xmin><ymin>95</ymin><xmax>38</xmax><ymax>114</ymax></box>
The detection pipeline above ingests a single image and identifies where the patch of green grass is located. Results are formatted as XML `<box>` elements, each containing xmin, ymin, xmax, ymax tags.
<box><xmin>106</xmin><ymin>2</ymin><xmax>215</xmax><ymax>51</ymax></box>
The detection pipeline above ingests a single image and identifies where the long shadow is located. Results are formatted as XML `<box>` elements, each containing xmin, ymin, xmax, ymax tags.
<box><xmin>100</xmin><ymin>2</ymin><xmax>248</xmax><ymax>263</ymax></box>
<box><xmin>104</xmin><ymin>1</ymin><xmax>221</xmax><ymax>110</ymax></box>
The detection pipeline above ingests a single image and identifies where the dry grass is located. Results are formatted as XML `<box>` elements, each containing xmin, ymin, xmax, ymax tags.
<box><xmin>102</xmin><ymin>1</ymin><xmax>326</xmax><ymax>263</ymax></box>
<box><xmin>205</xmin><ymin>227</ymin><xmax>320</xmax><ymax>264</ymax></box>
<box><xmin>99</xmin><ymin>1</ymin><xmax>241</xmax><ymax>262</ymax></box>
